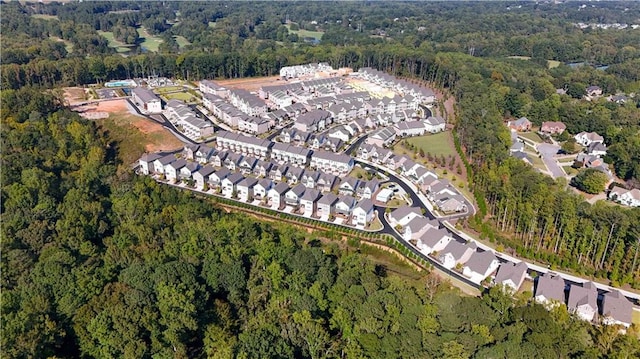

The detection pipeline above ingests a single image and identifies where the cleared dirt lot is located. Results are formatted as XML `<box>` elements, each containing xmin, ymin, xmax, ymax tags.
<box><xmin>215</xmin><ymin>76</ymin><xmax>282</xmax><ymax>92</ymax></box>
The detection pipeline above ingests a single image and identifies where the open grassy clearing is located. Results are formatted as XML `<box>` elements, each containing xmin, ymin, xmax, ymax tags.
<box><xmin>507</xmin><ymin>55</ymin><xmax>562</xmax><ymax>69</ymax></box>
<box><xmin>31</xmin><ymin>14</ymin><xmax>59</xmax><ymax>20</ymax></box>
<box><xmin>155</xmin><ymin>86</ymin><xmax>185</xmax><ymax>94</ymax></box>
<box><xmin>404</xmin><ymin>132</ymin><xmax>457</xmax><ymax>157</ymax></box>
<box><xmin>632</xmin><ymin>308</ymin><xmax>640</xmax><ymax>327</ymax></box>
<box><xmin>137</xmin><ymin>27</ymin><xmax>163</xmax><ymax>52</ymax></box>
<box><xmin>563</xmin><ymin>165</ymin><xmax>579</xmax><ymax>176</ymax></box>
<box><xmin>208</xmin><ymin>21</ymin><xmax>217</xmax><ymax>28</ymax></box>
<box><xmin>518</xmin><ymin>132</ymin><xmax>544</xmax><ymax>143</ymax></box>
<box><xmin>97</xmin><ymin>31</ymin><xmax>133</xmax><ymax>53</ymax></box>
<box><xmin>285</xmin><ymin>24</ymin><xmax>324</xmax><ymax>41</ymax></box>
<box><xmin>51</xmin><ymin>36</ymin><xmax>74</xmax><ymax>53</ymax></box>
<box><xmin>163</xmin><ymin>92</ymin><xmax>198</xmax><ymax>102</ymax></box>
<box><xmin>174</xmin><ymin>35</ymin><xmax>191</xmax><ymax>49</ymax></box>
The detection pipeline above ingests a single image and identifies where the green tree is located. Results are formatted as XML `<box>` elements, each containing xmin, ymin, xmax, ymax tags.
<box><xmin>572</xmin><ymin>169</ymin><xmax>608</xmax><ymax>194</ymax></box>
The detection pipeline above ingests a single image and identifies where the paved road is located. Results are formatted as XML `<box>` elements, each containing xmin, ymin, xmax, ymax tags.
<box><xmin>343</xmin><ymin>135</ymin><xmax>368</xmax><ymax>156</ymax></box>
<box><xmin>537</xmin><ymin>143</ymin><xmax>565</xmax><ymax>178</ymax></box>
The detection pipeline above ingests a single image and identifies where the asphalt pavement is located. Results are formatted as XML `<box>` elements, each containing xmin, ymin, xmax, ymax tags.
<box><xmin>537</xmin><ymin>143</ymin><xmax>565</xmax><ymax>178</ymax></box>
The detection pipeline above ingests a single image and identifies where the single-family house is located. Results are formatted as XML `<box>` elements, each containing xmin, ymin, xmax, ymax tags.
<box><xmin>508</xmin><ymin>117</ymin><xmax>532</xmax><ymax>132</ymax></box>
<box><xmin>413</xmin><ymin>166</ymin><xmax>438</xmax><ymax>185</ymax></box>
<box><xmin>586</xmin><ymin>142</ymin><xmax>607</xmax><ymax>157</ymax></box>
<box><xmin>403</xmin><ymin>216</ymin><xmax>437</xmax><ymax>241</ymax></box>
<box><xmin>434</xmin><ymin>194</ymin><xmax>467</xmax><ymax>213</ymax></box>
<box><xmin>301</xmin><ymin>171</ymin><xmax>321</xmax><ymax>189</ymax></box>
<box><xmin>568</xmin><ymin>282</ymin><xmax>598</xmax><ymax>322</ymax></box>
<box><xmin>352</xmin><ymin>199</ymin><xmax>374</xmax><ymax>227</ymax></box>
<box><xmin>339</xmin><ymin>177</ymin><xmax>361</xmax><ymax>196</ymax></box>
<box><xmin>575</xmin><ymin>132</ymin><xmax>604</xmax><ymax>146</ymax></box>
<box><xmin>493</xmin><ymin>262</ymin><xmax>527</xmax><ymax>292</ymax></box>
<box><xmin>223</xmin><ymin>152</ymin><xmax>244</xmax><ymax>172</ymax></box>
<box><xmin>253</xmin><ymin>160</ymin><xmax>274</xmax><ymax>178</ymax></box>
<box><xmin>270</xmin><ymin>165</ymin><xmax>289</xmax><ymax>182</ymax></box>
<box><xmin>608</xmin><ymin>187</ymin><xmax>640</xmax><ymax>207</ymax></box>
<box><xmin>317</xmin><ymin>193</ymin><xmax>339</xmax><ymax>219</ymax></box>
<box><xmin>438</xmin><ymin>241</ymin><xmax>477</xmax><ymax>270</ymax></box>
<box><xmin>238</xmin><ymin>156</ymin><xmax>258</xmax><ymax>175</ymax></box>
<box><xmin>389</xmin><ymin>205</ymin><xmax>423</xmax><ymax>227</ymax></box>
<box><xmin>165</xmin><ymin>159</ymin><xmax>188</xmax><ymax>182</ymax></box>
<box><xmin>254</xmin><ymin>178</ymin><xmax>273</xmax><ymax>200</ymax></box>
<box><xmin>221</xmin><ymin>173</ymin><xmax>244</xmax><ymax>198</ymax></box>
<box><xmin>540</xmin><ymin>121</ymin><xmax>567</xmax><ymax>135</ymax></box>
<box><xmin>153</xmin><ymin>155</ymin><xmax>176</xmax><ymax>175</ymax></box>
<box><xmin>600</xmin><ymin>290</ymin><xmax>633</xmax><ymax>328</ymax></box>
<box><xmin>211</xmin><ymin>151</ymin><xmax>228</xmax><ymax>167</ymax></box>
<box><xmin>208</xmin><ymin>168</ymin><xmax>231</xmax><ymax>188</ymax></box>
<box><xmin>416</xmin><ymin>227</ymin><xmax>452</xmax><ymax>255</ymax></box>
<box><xmin>268</xmin><ymin>182</ymin><xmax>290</xmax><ymax>209</ymax></box>
<box><xmin>300</xmin><ymin>188</ymin><xmax>321</xmax><ymax>217</ymax></box>
<box><xmin>237</xmin><ymin>177</ymin><xmax>258</xmax><ymax>202</ymax></box>
<box><xmin>139</xmin><ymin>153</ymin><xmax>162</xmax><ymax>175</ymax></box>
<box><xmin>424</xmin><ymin>116</ymin><xmax>446</xmax><ymax>133</ymax></box>
<box><xmin>534</xmin><ymin>273</ymin><xmax>566</xmax><ymax>308</ymax></box>
<box><xmin>586</xmin><ymin>85</ymin><xmax>603</xmax><ymax>97</ymax></box>
<box><xmin>358</xmin><ymin>179</ymin><xmax>380</xmax><ymax>199</ymax></box>
<box><xmin>285</xmin><ymin>166</ymin><xmax>305</xmax><ymax>185</ymax></box>
<box><xmin>195</xmin><ymin>145</ymin><xmax>215</xmax><ymax>164</ymax></box>
<box><xmin>285</xmin><ymin>183</ymin><xmax>306</xmax><ymax>206</ymax></box>
<box><xmin>335</xmin><ymin>196</ymin><xmax>357</xmax><ymax>216</ymax></box>
<box><xmin>193</xmin><ymin>165</ymin><xmax>216</xmax><ymax>190</ymax></box>
<box><xmin>179</xmin><ymin>162</ymin><xmax>200</xmax><ymax>180</ymax></box>
<box><xmin>462</xmin><ymin>251</ymin><xmax>500</xmax><ymax>283</ymax></box>
<box><xmin>317</xmin><ymin>173</ymin><xmax>338</xmax><ymax>192</ymax></box>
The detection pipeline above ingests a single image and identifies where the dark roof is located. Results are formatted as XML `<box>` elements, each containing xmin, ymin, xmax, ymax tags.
<box><xmin>442</xmin><ymin>240</ymin><xmax>477</xmax><ymax>261</ymax></box>
<box><xmin>601</xmin><ymin>290</ymin><xmax>633</xmax><ymax>324</ymax></box>
<box><xmin>132</xmin><ymin>87</ymin><xmax>160</xmax><ymax>103</ymax></box>
<box><xmin>405</xmin><ymin>216</ymin><xmax>434</xmax><ymax>234</ymax></box>
<box><xmin>271</xmin><ymin>182</ymin><xmax>290</xmax><ymax>195</ymax></box>
<box><xmin>337</xmin><ymin>195</ymin><xmax>356</xmax><ymax>207</ymax></box>
<box><xmin>289</xmin><ymin>183</ymin><xmax>307</xmax><ymax>197</ymax></box>
<box><xmin>156</xmin><ymin>154</ymin><xmax>176</xmax><ymax>165</ymax></box>
<box><xmin>340</xmin><ymin>177</ymin><xmax>361</xmax><ymax>189</ymax></box>
<box><xmin>494</xmin><ymin>262</ymin><xmax>527</xmax><ymax>286</ymax></box>
<box><xmin>535</xmin><ymin>273</ymin><xmax>566</xmax><ymax>302</ymax></box>
<box><xmin>238</xmin><ymin>177</ymin><xmax>258</xmax><ymax>188</ymax></box>
<box><xmin>464</xmin><ymin>250</ymin><xmax>498</xmax><ymax>274</ymax></box>
<box><xmin>224</xmin><ymin>173</ymin><xmax>245</xmax><ymax>184</ymax></box>
<box><xmin>196</xmin><ymin>165</ymin><xmax>216</xmax><ymax>177</ymax></box>
<box><xmin>168</xmin><ymin>158</ymin><xmax>188</xmax><ymax>170</ymax></box>
<box><xmin>301</xmin><ymin>188</ymin><xmax>321</xmax><ymax>201</ymax></box>
<box><xmin>257</xmin><ymin>178</ymin><xmax>273</xmax><ymax>189</ymax></box>
<box><xmin>140</xmin><ymin>153</ymin><xmax>162</xmax><ymax>163</ymax></box>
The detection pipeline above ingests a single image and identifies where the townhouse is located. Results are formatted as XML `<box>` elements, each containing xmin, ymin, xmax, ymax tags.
<box><xmin>228</xmin><ymin>89</ymin><xmax>267</xmax><ymax>117</ymax></box>
<box><xmin>271</xmin><ymin>143</ymin><xmax>312</xmax><ymax>167</ymax></box>
<box><xmin>215</xmin><ymin>130</ymin><xmax>273</xmax><ymax>159</ymax></box>
<box><xmin>199</xmin><ymin>80</ymin><xmax>228</xmax><ymax>98</ymax></box>
<box><xmin>268</xmin><ymin>182</ymin><xmax>290</xmax><ymax>209</ymax></box>
<box><xmin>139</xmin><ymin>153</ymin><xmax>162</xmax><ymax>175</ymax></box>
<box><xmin>310</xmin><ymin>150</ymin><xmax>354</xmax><ymax>174</ymax></box>
<box><xmin>237</xmin><ymin>177</ymin><xmax>258</xmax><ymax>202</ymax></box>
<box><xmin>293</xmin><ymin>110</ymin><xmax>332</xmax><ymax>132</ymax></box>
<box><xmin>424</xmin><ymin>116</ymin><xmax>446</xmax><ymax>133</ymax></box>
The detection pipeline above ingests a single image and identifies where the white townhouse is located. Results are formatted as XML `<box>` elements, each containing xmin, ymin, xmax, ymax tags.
<box><xmin>309</xmin><ymin>150</ymin><xmax>354</xmax><ymax>174</ymax></box>
<box><xmin>228</xmin><ymin>89</ymin><xmax>268</xmax><ymax>117</ymax></box>
<box><xmin>271</xmin><ymin>143</ymin><xmax>312</xmax><ymax>167</ymax></box>
<box><xmin>208</xmin><ymin>168</ymin><xmax>231</xmax><ymax>188</ymax></box>
<box><xmin>402</xmin><ymin>216</ymin><xmax>436</xmax><ymax>241</ymax></box>
<box><xmin>215</xmin><ymin>130</ymin><xmax>273</xmax><ymax>159</ymax></box>
<box><xmin>416</xmin><ymin>227</ymin><xmax>452</xmax><ymax>255</ymax></box>
<box><xmin>139</xmin><ymin>153</ymin><xmax>162</xmax><ymax>175</ymax></box>
<box><xmin>462</xmin><ymin>251</ymin><xmax>500</xmax><ymax>283</ymax></box>
<box><xmin>179</xmin><ymin>116</ymin><xmax>214</xmax><ymax>140</ymax></box>
<box><xmin>164</xmin><ymin>159</ymin><xmax>187</xmax><ymax>182</ymax></box>
<box><xmin>199</xmin><ymin>80</ymin><xmax>228</xmax><ymax>98</ymax></box>
<box><xmin>268</xmin><ymin>182</ymin><xmax>290</xmax><ymax>209</ymax></box>
<box><xmin>366</xmin><ymin>127</ymin><xmax>396</xmax><ymax>148</ymax></box>
<box><xmin>424</xmin><ymin>116</ymin><xmax>446</xmax><ymax>133</ymax></box>
<box><xmin>335</xmin><ymin>196</ymin><xmax>357</xmax><ymax>217</ymax></box>
<box><xmin>238</xmin><ymin>116</ymin><xmax>272</xmax><ymax>135</ymax></box>
<box><xmin>237</xmin><ymin>177</ymin><xmax>258</xmax><ymax>202</ymax></box>
<box><xmin>394</xmin><ymin>121</ymin><xmax>427</xmax><ymax>137</ymax></box>
<box><xmin>221</xmin><ymin>173</ymin><xmax>244</xmax><ymax>198</ymax></box>
<box><xmin>352</xmin><ymin>199</ymin><xmax>374</xmax><ymax>227</ymax></box>
<box><xmin>285</xmin><ymin>183</ymin><xmax>307</xmax><ymax>207</ymax></box>
<box><xmin>193</xmin><ymin>166</ymin><xmax>216</xmax><ymax>190</ymax></box>
<box><xmin>300</xmin><ymin>188</ymin><xmax>322</xmax><ymax>217</ymax></box>
<box><xmin>438</xmin><ymin>241</ymin><xmax>477</xmax><ymax>270</ymax></box>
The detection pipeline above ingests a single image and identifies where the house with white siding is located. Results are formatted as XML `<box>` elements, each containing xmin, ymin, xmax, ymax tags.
<box><xmin>132</xmin><ymin>87</ymin><xmax>162</xmax><ymax>113</ymax></box>
<box><xmin>438</xmin><ymin>241</ymin><xmax>477</xmax><ymax>270</ymax></box>
<box><xmin>462</xmin><ymin>251</ymin><xmax>500</xmax><ymax>283</ymax></box>
<box><xmin>568</xmin><ymin>282</ymin><xmax>598</xmax><ymax>322</ymax></box>
<box><xmin>300</xmin><ymin>189</ymin><xmax>321</xmax><ymax>217</ymax></box>
<box><xmin>165</xmin><ymin>159</ymin><xmax>188</xmax><ymax>182</ymax></box>
<box><xmin>193</xmin><ymin>166</ymin><xmax>216</xmax><ymax>190</ymax></box>
<box><xmin>254</xmin><ymin>178</ymin><xmax>273</xmax><ymax>200</ymax></box>
<box><xmin>268</xmin><ymin>182</ymin><xmax>290</xmax><ymax>209</ymax></box>
<box><xmin>352</xmin><ymin>199</ymin><xmax>374</xmax><ymax>227</ymax></box>
<box><xmin>310</xmin><ymin>150</ymin><xmax>354</xmax><ymax>174</ymax></box>
<box><xmin>221</xmin><ymin>173</ymin><xmax>244</xmax><ymax>198</ymax></box>
<box><xmin>534</xmin><ymin>273</ymin><xmax>566</xmax><ymax>308</ymax></box>
<box><xmin>139</xmin><ymin>153</ymin><xmax>162</xmax><ymax>175</ymax></box>
<box><xmin>237</xmin><ymin>177</ymin><xmax>258</xmax><ymax>202</ymax></box>
<box><xmin>317</xmin><ymin>193</ymin><xmax>339</xmax><ymax>219</ymax></box>
<box><xmin>493</xmin><ymin>262</ymin><xmax>527</xmax><ymax>292</ymax></box>
<box><xmin>208</xmin><ymin>168</ymin><xmax>231</xmax><ymax>189</ymax></box>
<box><xmin>608</xmin><ymin>187</ymin><xmax>640</xmax><ymax>207</ymax></box>
<box><xmin>416</xmin><ymin>227</ymin><xmax>452</xmax><ymax>255</ymax></box>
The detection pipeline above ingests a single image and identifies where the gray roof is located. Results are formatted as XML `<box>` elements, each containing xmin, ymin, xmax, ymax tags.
<box><xmin>156</xmin><ymin>154</ymin><xmax>176</xmax><ymax>165</ymax></box>
<box><xmin>168</xmin><ymin>158</ymin><xmax>188</xmax><ymax>170</ymax></box>
<box><xmin>196</xmin><ymin>165</ymin><xmax>216</xmax><ymax>177</ymax></box>
<box><xmin>318</xmin><ymin>193</ymin><xmax>339</xmax><ymax>205</ymax></box>
<box><xmin>271</xmin><ymin>182</ymin><xmax>290</xmax><ymax>195</ymax></box>
<box><xmin>229</xmin><ymin>88</ymin><xmax>265</xmax><ymax>108</ymax></box>
<box><xmin>587</xmin><ymin>142</ymin><xmax>607</xmax><ymax>153</ymax></box>
<box><xmin>354</xmin><ymin>198</ymin><xmax>374</xmax><ymax>213</ymax></box>
<box><xmin>212</xmin><ymin>167</ymin><xmax>231</xmax><ymax>179</ymax></box>
<box><xmin>567</xmin><ymin>282</ymin><xmax>598</xmax><ymax>311</ymax></box>
<box><xmin>418</xmin><ymin>227</ymin><xmax>450</xmax><ymax>248</ymax></box>
<box><xmin>364</xmin><ymin>178</ymin><xmax>380</xmax><ymax>192</ymax></box>
<box><xmin>464</xmin><ymin>250</ymin><xmax>498</xmax><ymax>274</ymax></box>
<box><xmin>301</xmin><ymin>188</ymin><xmax>321</xmax><ymax>201</ymax></box>
<box><xmin>340</xmin><ymin>177</ymin><xmax>361</xmax><ymax>190</ymax></box>
<box><xmin>224</xmin><ymin>173</ymin><xmax>245</xmax><ymax>184</ymax></box>
<box><xmin>371</xmin><ymin>127</ymin><xmax>396</xmax><ymax>141</ymax></box>
<box><xmin>238</xmin><ymin>177</ymin><xmax>258</xmax><ymax>188</ymax></box>
<box><xmin>296</xmin><ymin>110</ymin><xmax>330</xmax><ymax>126</ymax></box>
<box><xmin>390</xmin><ymin>205</ymin><xmax>422</xmax><ymax>222</ymax></box>
<box><xmin>442</xmin><ymin>240</ymin><xmax>477</xmax><ymax>261</ymax></box>
<box><xmin>258</xmin><ymin>178</ymin><xmax>273</xmax><ymax>189</ymax></box>
<box><xmin>289</xmin><ymin>183</ymin><xmax>307</xmax><ymax>197</ymax></box>
<box><xmin>140</xmin><ymin>153</ymin><xmax>162</xmax><ymax>163</ymax></box>
<box><xmin>535</xmin><ymin>273</ymin><xmax>566</xmax><ymax>303</ymax></box>
<box><xmin>337</xmin><ymin>195</ymin><xmax>357</xmax><ymax>208</ymax></box>
<box><xmin>425</xmin><ymin>116</ymin><xmax>445</xmax><ymax>126</ymax></box>
<box><xmin>312</xmin><ymin>150</ymin><xmax>352</xmax><ymax>164</ymax></box>
<box><xmin>405</xmin><ymin>216</ymin><xmax>434</xmax><ymax>234</ymax></box>
<box><xmin>494</xmin><ymin>262</ymin><xmax>527</xmax><ymax>286</ymax></box>
<box><xmin>396</xmin><ymin>121</ymin><xmax>426</xmax><ymax>131</ymax></box>
<box><xmin>132</xmin><ymin>87</ymin><xmax>159</xmax><ymax>103</ymax></box>
<box><xmin>601</xmin><ymin>290</ymin><xmax>633</xmax><ymax>324</ymax></box>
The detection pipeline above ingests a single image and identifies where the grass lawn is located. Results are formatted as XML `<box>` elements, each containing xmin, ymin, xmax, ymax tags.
<box><xmin>163</xmin><ymin>92</ymin><xmax>198</xmax><ymax>102</ymax></box>
<box><xmin>563</xmin><ymin>166</ymin><xmax>579</xmax><ymax>176</ymax></box>
<box><xmin>526</xmin><ymin>151</ymin><xmax>547</xmax><ymax>172</ymax></box>
<box><xmin>404</xmin><ymin>132</ymin><xmax>457</xmax><ymax>158</ymax></box>
<box><xmin>366</xmin><ymin>216</ymin><xmax>383</xmax><ymax>231</ymax></box>
<box><xmin>632</xmin><ymin>308</ymin><xmax>640</xmax><ymax>327</ymax></box>
<box><xmin>51</xmin><ymin>37</ymin><xmax>74</xmax><ymax>53</ymax></box>
<box><xmin>285</xmin><ymin>24</ymin><xmax>324</xmax><ymax>41</ymax></box>
<box><xmin>518</xmin><ymin>132</ymin><xmax>544</xmax><ymax>143</ymax></box>
<box><xmin>174</xmin><ymin>35</ymin><xmax>191</xmax><ymax>49</ymax></box>
<box><xmin>208</xmin><ymin>21</ymin><xmax>217</xmax><ymax>28</ymax></box>
<box><xmin>387</xmin><ymin>197</ymin><xmax>410</xmax><ymax>208</ymax></box>
<box><xmin>137</xmin><ymin>27</ymin><xmax>163</xmax><ymax>52</ymax></box>
<box><xmin>31</xmin><ymin>14</ymin><xmax>59</xmax><ymax>20</ymax></box>
<box><xmin>349</xmin><ymin>166</ymin><xmax>372</xmax><ymax>180</ymax></box>
<box><xmin>97</xmin><ymin>31</ymin><xmax>133</xmax><ymax>53</ymax></box>
<box><xmin>156</xmin><ymin>86</ymin><xmax>185</xmax><ymax>94</ymax></box>
<box><xmin>547</xmin><ymin>60</ymin><xmax>561</xmax><ymax>69</ymax></box>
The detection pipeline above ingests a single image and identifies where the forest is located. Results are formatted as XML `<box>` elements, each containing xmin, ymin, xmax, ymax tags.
<box><xmin>2</xmin><ymin>88</ymin><xmax>640</xmax><ymax>358</ymax></box>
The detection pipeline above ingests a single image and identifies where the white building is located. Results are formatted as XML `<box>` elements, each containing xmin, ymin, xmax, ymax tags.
<box><xmin>132</xmin><ymin>87</ymin><xmax>162</xmax><ymax>113</ymax></box>
<box><xmin>309</xmin><ymin>150</ymin><xmax>354</xmax><ymax>174</ymax></box>
<box><xmin>438</xmin><ymin>241</ymin><xmax>477</xmax><ymax>270</ymax></box>
<box><xmin>462</xmin><ymin>251</ymin><xmax>500</xmax><ymax>283</ymax></box>
<box><xmin>608</xmin><ymin>187</ymin><xmax>640</xmax><ymax>207</ymax></box>
<box><xmin>567</xmin><ymin>282</ymin><xmax>598</xmax><ymax>322</ymax></box>
<box><xmin>416</xmin><ymin>227</ymin><xmax>452</xmax><ymax>255</ymax></box>
<box><xmin>424</xmin><ymin>116</ymin><xmax>446</xmax><ymax>133</ymax></box>
<box><xmin>352</xmin><ymin>199</ymin><xmax>374</xmax><ymax>227</ymax></box>
<box><xmin>575</xmin><ymin>131</ymin><xmax>604</xmax><ymax>146</ymax></box>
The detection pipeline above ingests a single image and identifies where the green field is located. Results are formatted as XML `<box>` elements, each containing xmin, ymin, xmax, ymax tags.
<box><xmin>164</xmin><ymin>92</ymin><xmax>198</xmax><ymax>102</ymax></box>
<box><xmin>174</xmin><ymin>35</ymin><xmax>191</xmax><ymax>49</ymax></box>
<box><xmin>519</xmin><ymin>132</ymin><xmax>544</xmax><ymax>143</ymax></box>
<box><xmin>156</xmin><ymin>86</ymin><xmax>185</xmax><ymax>94</ymax></box>
<box><xmin>137</xmin><ymin>27</ymin><xmax>163</xmax><ymax>52</ymax></box>
<box><xmin>31</xmin><ymin>14</ymin><xmax>59</xmax><ymax>21</ymax></box>
<box><xmin>97</xmin><ymin>30</ymin><xmax>133</xmax><ymax>53</ymax></box>
<box><xmin>563</xmin><ymin>165</ymin><xmax>579</xmax><ymax>176</ymax></box>
<box><xmin>52</xmin><ymin>37</ymin><xmax>74</xmax><ymax>53</ymax></box>
<box><xmin>404</xmin><ymin>132</ymin><xmax>456</xmax><ymax>157</ymax></box>
<box><xmin>285</xmin><ymin>24</ymin><xmax>324</xmax><ymax>41</ymax></box>
<box><xmin>507</xmin><ymin>56</ymin><xmax>562</xmax><ymax>69</ymax></box>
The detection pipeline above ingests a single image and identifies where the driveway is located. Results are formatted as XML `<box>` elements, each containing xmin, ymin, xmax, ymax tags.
<box><xmin>536</xmin><ymin>143</ymin><xmax>565</xmax><ymax>178</ymax></box>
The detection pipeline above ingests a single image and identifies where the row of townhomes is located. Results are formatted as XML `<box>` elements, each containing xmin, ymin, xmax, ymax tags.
<box><xmin>164</xmin><ymin>99</ymin><xmax>214</xmax><ymax>141</ymax></box>
<box><xmin>357</xmin><ymin>143</ymin><xmax>468</xmax><ymax>214</ymax></box>
<box><xmin>138</xmin><ymin>143</ymin><xmax>378</xmax><ymax>228</ymax></box>
<box><xmin>388</xmin><ymin>203</ymin><xmax>634</xmax><ymax>329</ymax></box>
<box><xmin>534</xmin><ymin>273</ymin><xmax>634</xmax><ymax>328</ymax></box>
